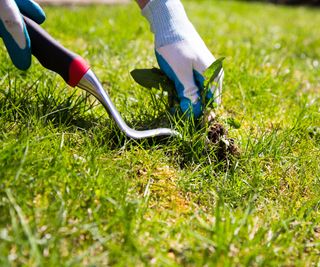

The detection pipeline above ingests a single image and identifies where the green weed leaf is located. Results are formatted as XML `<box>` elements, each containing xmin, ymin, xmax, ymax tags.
<box><xmin>130</xmin><ymin>68</ymin><xmax>179</xmax><ymax>108</ymax></box>
<box><xmin>203</xmin><ymin>57</ymin><xmax>225</xmax><ymax>89</ymax></box>
<box><xmin>130</xmin><ymin>68</ymin><xmax>175</xmax><ymax>92</ymax></box>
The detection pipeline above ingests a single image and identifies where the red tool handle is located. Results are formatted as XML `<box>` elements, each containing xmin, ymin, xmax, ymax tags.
<box><xmin>24</xmin><ymin>16</ymin><xmax>90</xmax><ymax>87</ymax></box>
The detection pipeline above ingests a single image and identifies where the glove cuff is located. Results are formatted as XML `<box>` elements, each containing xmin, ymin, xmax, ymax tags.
<box><xmin>142</xmin><ymin>0</ymin><xmax>195</xmax><ymax>48</ymax></box>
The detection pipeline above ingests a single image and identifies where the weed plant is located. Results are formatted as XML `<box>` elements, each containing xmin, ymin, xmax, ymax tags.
<box><xmin>0</xmin><ymin>1</ymin><xmax>319</xmax><ymax>266</ymax></box>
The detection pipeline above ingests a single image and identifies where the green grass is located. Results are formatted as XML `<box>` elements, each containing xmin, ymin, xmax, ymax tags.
<box><xmin>1</xmin><ymin>1</ymin><xmax>320</xmax><ymax>266</ymax></box>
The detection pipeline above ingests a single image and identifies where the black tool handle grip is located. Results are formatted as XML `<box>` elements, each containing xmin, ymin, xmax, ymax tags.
<box><xmin>24</xmin><ymin>16</ymin><xmax>90</xmax><ymax>87</ymax></box>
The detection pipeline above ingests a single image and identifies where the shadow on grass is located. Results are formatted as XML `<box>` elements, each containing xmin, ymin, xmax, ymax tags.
<box><xmin>0</xmin><ymin>78</ymin><xmax>95</xmax><ymax>126</ymax></box>
<box><xmin>0</xmin><ymin>77</ymin><xmax>239</xmax><ymax>169</ymax></box>
<box><xmin>0</xmin><ymin>77</ymin><xmax>177</xmax><ymax>147</ymax></box>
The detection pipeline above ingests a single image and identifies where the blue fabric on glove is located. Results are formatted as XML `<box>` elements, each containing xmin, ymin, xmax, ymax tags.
<box><xmin>142</xmin><ymin>0</ymin><xmax>223</xmax><ymax>119</ymax></box>
<box><xmin>156</xmin><ymin>50</ymin><xmax>202</xmax><ymax>118</ymax></box>
<box><xmin>0</xmin><ymin>0</ymin><xmax>45</xmax><ymax>70</ymax></box>
<box><xmin>15</xmin><ymin>0</ymin><xmax>46</xmax><ymax>24</ymax></box>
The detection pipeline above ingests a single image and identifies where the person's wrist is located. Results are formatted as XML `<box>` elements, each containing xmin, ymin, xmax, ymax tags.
<box><xmin>142</xmin><ymin>0</ymin><xmax>195</xmax><ymax>48</ymax></box>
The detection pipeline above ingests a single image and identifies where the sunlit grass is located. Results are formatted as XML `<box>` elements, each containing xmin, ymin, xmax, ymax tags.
<box><xmin>0</xmin><ymin>1</ymin><xmax>319</xmax><ymax>266</ymax></box>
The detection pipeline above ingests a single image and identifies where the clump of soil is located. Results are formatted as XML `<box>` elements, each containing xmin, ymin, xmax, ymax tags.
<box><xmin>208</xmin><ymin>123</ymin><xmax>225</xmax><ymax>144</ymax></box>
<box><xmin>205</xmin><ymin>111</ymin><xmax>240</xmax><ymax>161</ymax></box>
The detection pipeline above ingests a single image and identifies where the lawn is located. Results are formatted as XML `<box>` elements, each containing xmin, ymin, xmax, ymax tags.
<box><xmin>0</xmin><ymin>0</ymin><xmax>319</xmax><ymax>266</ymax></box>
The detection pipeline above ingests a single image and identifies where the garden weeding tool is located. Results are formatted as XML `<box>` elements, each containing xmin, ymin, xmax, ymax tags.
<box><xmin>24</xmin><ymin>17</ymin><xmax>180</xmax><ymax>139</ymax></box>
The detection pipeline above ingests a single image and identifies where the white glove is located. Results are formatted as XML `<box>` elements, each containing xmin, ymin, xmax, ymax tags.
<box><xmin>142</xmin><ymin>0</ymin><xmax>224</xmax><ymax>119</ymax></box>
<box><xmin>0</xmin><ymin>0</ymin><xmax>46</xmax><ymax>70</ymax></box>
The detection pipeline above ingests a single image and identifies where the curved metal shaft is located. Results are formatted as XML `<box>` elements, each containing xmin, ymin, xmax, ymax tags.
<box><xmin>77</xmin><ymin>70</ymin><xmax>181</xmax><ymax>139</ymax></box>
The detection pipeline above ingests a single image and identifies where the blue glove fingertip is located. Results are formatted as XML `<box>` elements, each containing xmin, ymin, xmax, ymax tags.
<box><xmin>192</xmin><ymin>101</ymin><xmax>202</xmax><ymax>119</ymax></box>
<box><xmin>16</xmin><ymin>0</ymin><xmax>46</xmax><ymax>24</ymax></box>
<box><xmin>180</xmin><ymin>98</ymin><xmax>202</xmax><ymax>119</ymax></box>
<box><xmin>0</xmin><ymin>20</ymin><xmax>31</xmax><ymax>70</ymax></box>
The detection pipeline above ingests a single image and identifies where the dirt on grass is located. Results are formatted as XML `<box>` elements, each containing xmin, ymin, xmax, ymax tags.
<box><xmin>205</xmin><ymin>111</ymin><xmax>240</xmax><ymax>161</ymax></box>
<box><xmin>208</xmin><ymin>123</ymin><xmax>240</xmax><ymax>160</ymax></box>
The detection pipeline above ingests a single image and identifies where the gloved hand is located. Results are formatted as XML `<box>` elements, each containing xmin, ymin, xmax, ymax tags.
<box><xmin>0</xmin><ymin>0</ymin><xmax>46</xmax><ymax>70</ymax></box>
<box><xmin>142</xmin><ymin>0</ymin><xmax>224</xmax><ymax>119</ymax></box>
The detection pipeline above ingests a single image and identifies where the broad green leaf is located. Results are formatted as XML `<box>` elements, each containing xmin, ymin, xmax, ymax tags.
<box><xmin>130</xmin><ymin>68</ymin><xmax>175</xmax><ymax>92</ymax></box>
<box><xmin>130</xmin><ymin>68</ymin><xmax>179</xmax><ymax>108</ymax></box>
<box><xmin>203</xmin><ymin>57</ymin><xmax>225</xmax><ymax>88</ymax></box>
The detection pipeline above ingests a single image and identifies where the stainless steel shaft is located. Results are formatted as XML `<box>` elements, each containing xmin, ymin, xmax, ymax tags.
<box><xmin>77</xmin><ymin>70</ymin><xmax>181</xmax><ymax>139</ymax></box>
